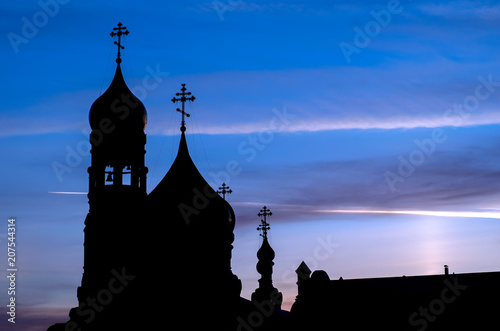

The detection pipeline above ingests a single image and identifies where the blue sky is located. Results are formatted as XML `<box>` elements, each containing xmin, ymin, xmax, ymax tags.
<box><xmin>2</xmin><ymin>0</ymin><xmax>500</xmax><ymax>329</ymax></box>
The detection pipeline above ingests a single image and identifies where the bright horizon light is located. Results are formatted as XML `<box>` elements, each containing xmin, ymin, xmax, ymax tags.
<box><xmin>314</xmin><ymin>209</ymin><xmax>500</xmax><ymax>219</ymax></box>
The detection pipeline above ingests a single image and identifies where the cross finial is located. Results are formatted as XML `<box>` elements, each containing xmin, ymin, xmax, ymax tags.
<box><xmin>216</xmin><ymin>183</ymin><xmax>233</xmax><ymax>200</ymax></box>
<box><xmin>171</xmin><ymin>84</ymin><xmax>196</xmax><ymax>132</ymax></box>
<box><xmin>257</xmin><ymin>206</ymin><xmax>272</xmax><ymax>239</ymax></box>
<box><xmin>110</xmin><ymin>22</ymin><xmax>129</xmax><ymax>64</ymax></box>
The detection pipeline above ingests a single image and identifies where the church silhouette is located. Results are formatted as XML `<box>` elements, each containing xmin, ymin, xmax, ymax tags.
<box><xmin>48</xmin><ymin>22</ymin><xmax>287</xmax><ymax>331</ymax></box>
<box><xmin>48</xmin><ymin>23</ymin><xmax>500</xmax><ymax>331</ymax></box>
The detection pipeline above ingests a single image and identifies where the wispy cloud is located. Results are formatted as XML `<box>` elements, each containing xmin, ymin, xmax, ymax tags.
<box><xmin>4</xmin><ymin>56</ymin><xmax>500</xmax><ymax>137</ymax></box>
<box><xmin>222</xmin><ymin>127</ymin><xmax>500</xmax><ymax>227</ymax></box>
<box><xmin>233</xmin><ymin>201</ymin><xmax>500</xmax><ymax>220</ymax></box>
<box><xmin>313</xmin><ymin>208</ymin><xmax>500</xmax><ymax>219</ymax></box>
<box><xmin>146</xmin><ymin>112</ymin><xmax>500</xmax><ymax>135</ymax></box>
<box><xmin>48</xmin><ymin>191</ymin><xmax>87</xmax><ymax>195</ymax></box>
<box><xmin>418</xmin><ymin>1</ymin><xmax>500</xmax><ymax>21</ymax></box>
<box><xmin>195</xmin><ymin>1</ymin><xmax>305</xmax><ymax>14</ymax></box>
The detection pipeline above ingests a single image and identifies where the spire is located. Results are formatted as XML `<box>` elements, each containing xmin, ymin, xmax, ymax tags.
<box><xmin>252</xmin><ymin>206</ymin><xmax>283</xmax><ymax>309</ymax></box>
<box><xmin>110</xmin><ymin>22</ymin><xmax>129</xmax><ymax>64</ymax></box>
<box><xmin>171</xmin><ymin>84</ymin><xmax>196</xmax><ymax>132</ymax></box>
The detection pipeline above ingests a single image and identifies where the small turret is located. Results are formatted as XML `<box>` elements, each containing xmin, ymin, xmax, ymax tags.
<box><xmin>251</xmin><ymin>206</ymin><xmax>283</xmax><ymax>309</ymax></box>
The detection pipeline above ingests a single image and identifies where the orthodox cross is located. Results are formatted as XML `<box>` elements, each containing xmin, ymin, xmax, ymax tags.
<box><xmin>257</xmin><ymin>206</ymin><xmax>272</xmax><ymax>239</ymax></box>
<box><xmin>216</xmin><ymin>183</ymin><xmax>232</xmax><ymax>200</ymax></box>
<box><xmin>171</xmin><ymin>84</ymin><xmax>196</xmax><ymax>132</ymax></box>
<box><xmin>110</xmin><ymin>22</ymin><xmax>129</xmax><ymax>63</ymax></box>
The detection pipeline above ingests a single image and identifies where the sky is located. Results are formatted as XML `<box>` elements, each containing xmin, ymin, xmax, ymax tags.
<box><xmin>2</xmin><ymin>0</ymin><xmax>500</xmax><ymax>329</ymax></box>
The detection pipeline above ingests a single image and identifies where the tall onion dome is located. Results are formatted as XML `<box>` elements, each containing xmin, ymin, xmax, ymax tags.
<box><xmin>147</xmin><ymin>84</ymin><xmax>241</xmax><ymax>330</ymax></box>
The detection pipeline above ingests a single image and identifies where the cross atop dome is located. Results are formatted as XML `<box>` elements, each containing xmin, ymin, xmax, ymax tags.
<box><xmin>172</xmin><ymin>84</ymin><xmax>196</xmax><ymax>132</ymax></box>
<box><xmin>216</xmin><ymin>183</ymin><xmax>232</xmax><ymax>200</ymax></box>
<box><xmin>110</xmin><ymin>22</ymin><xmax>129</xmax><ymax>63</ymax></box>
<box><xmin>257</xmin><ymin>206</ymin><xmax>272</xmax><ymax>239</ymax></box>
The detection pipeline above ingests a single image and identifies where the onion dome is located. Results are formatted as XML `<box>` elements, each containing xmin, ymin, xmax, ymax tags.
<box><xmin>148</xmin><ymin>131</ymin><xmax>235</xmax><ymax>230</ymax></box>
<box><xmin>88</xmin><ymin>63</ymin><xmax>147</xmax><ymax>133</ymax></box>
<box><xmin>146</xmin><ymin>85</ymin><xmax>242</xmax><ymax>330</ymax></box>
<box><xmin>252</xmin><ymin>206</ymin><xmax>283</xmax><ymax>309</ymax></box>
<box><xmin>149</xmin><ymin>83</ymin><xmax>234</xmax><ymax>230</ymax></box>
<box><xmin>255</xmin><ymin>207</ymin><xmax>275</xmax><ymax>275</ymax></box>
<box><xmin>257</xmin><ymin>237</ymin><xmax>275</xmax><ymax>260</ymax></box>
<box><xmin>257</xmin><ymin>237</ymin><xmax>275</xmax><ymax>275</ymax></box>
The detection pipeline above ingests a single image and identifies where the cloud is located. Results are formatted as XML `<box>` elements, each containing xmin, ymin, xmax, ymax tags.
<box><xmin>418</xmin><ymin>1</ymin><xmax>500</xmax><ymax>21</ymax></box>
<box><xmin>222</xmin><ymin>126</ymin><xmax>500</xmax><ymax>227</ymax></box>
<box><xmin>312</xmin><ymin>208</ymin><xmax>500</xmax><ymax>219</ymax></box>
<box><xmin>5</xmin><ymin>55</ymin><xmax>500</xmax><ymax>138</ymax></box>
<box><xmin>0</xmin><ymin>89</ymin><xmax>94</xmax><ymax>137</ymax></box>
<box><xmin>143</xmin><ymin>62</ymin><xmax>500</xmax><ymax>135</ymax></box>
<box><xmin>195</xmin><ymin>1</ymin><xmax>305</xmax><ymax>14</ymax></box>
<box><xmin>48</xmin><ymin>191</ymin><xmax>87</xmax><ymax>195</ymax></box>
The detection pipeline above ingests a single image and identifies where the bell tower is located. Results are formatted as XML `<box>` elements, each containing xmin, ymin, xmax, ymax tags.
<box><xmin>87</xmin><ymin>22</ymin><xmax>147</xmax><ymax>204</ymax></box>
<box><xmin>76</xmin><ymin>22</ymin><xmax>147</xmax><ymax>329</ymax></box>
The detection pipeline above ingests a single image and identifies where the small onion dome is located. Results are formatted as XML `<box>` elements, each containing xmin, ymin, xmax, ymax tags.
<box><xmin>256</xmin><ymin>238</ymin><xmax>275</xmax><ymax>275</ymax></box>
<box><xmin>257</xmin><ymin>237</ymin><xmax>275</xmax><ymax>261</ymax></box>
<box><xmin>89</xmin><ymin>63</ymin><xmax>147</xmax><ymax>132</ymax></box>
